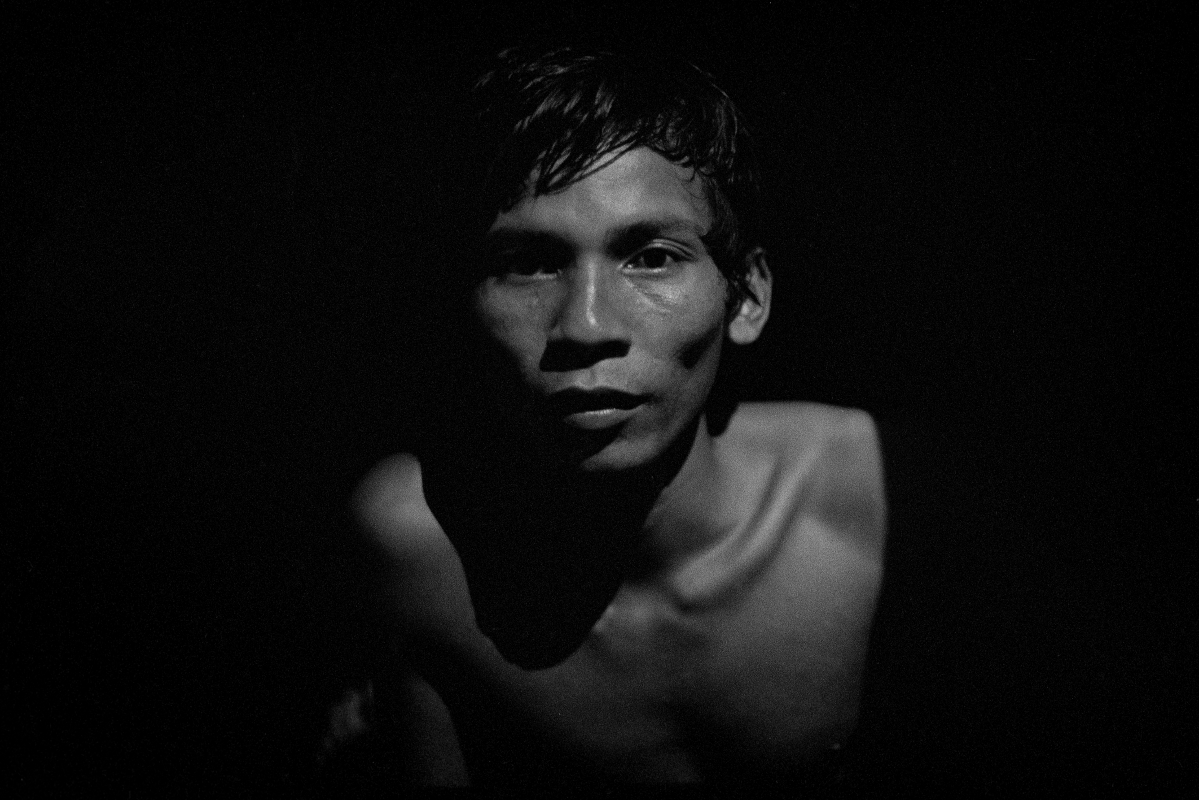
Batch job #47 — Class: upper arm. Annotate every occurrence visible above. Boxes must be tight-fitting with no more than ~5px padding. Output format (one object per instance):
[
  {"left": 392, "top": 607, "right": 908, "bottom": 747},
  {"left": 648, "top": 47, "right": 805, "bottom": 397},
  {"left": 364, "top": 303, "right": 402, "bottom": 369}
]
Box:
[
  {"left": 388, "top": 667, "right": 471, "bottom": 786},
  {"left": 351, "top": 453, "right": 469, "bottom": 624},
  {"left": 349, "top": 455, "right": 473, "bottom": 785},
  {"left": 352, "top": 453, "right": 444, "bottom": 557}
]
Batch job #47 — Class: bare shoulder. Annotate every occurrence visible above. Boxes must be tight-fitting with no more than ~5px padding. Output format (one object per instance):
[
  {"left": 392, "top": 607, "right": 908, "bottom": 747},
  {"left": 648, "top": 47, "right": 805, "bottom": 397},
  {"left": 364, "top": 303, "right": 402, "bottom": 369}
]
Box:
[
  {"left": 707, "top": 404, "right": 885, "bottom": 750},
  {"left": 726, "top": 401, "right": 880, "bottom": 454},
  {"left": 724, "top": 402, "right": 886, "bottom": 556},
  {"left": 353, "top": 453, "right": 449, "bottom": 559},
  {"left": 352, "top": 453, "right": 473, "bottom": 634}
]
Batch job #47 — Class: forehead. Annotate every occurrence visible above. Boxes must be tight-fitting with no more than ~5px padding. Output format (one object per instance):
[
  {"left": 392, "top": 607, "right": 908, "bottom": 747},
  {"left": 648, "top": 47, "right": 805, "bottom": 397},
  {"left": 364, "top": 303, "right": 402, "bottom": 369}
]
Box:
[{"left": 490, "top": 148, "right": 713, "bottom": 237}]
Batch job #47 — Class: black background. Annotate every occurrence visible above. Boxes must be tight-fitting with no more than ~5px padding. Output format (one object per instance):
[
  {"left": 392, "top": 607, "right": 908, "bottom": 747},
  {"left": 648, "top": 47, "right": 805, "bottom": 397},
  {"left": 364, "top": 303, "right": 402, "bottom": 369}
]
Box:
[{"left": 5, "top": 3, "right": 1192, "bottom": 792}]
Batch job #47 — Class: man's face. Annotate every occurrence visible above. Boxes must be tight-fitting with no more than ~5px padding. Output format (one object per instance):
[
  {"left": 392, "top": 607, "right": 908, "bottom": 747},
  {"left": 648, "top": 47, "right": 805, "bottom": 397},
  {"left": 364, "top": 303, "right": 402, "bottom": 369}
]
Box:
[{"left": 474, "top": 148, "right": 730, "bottom": 472}]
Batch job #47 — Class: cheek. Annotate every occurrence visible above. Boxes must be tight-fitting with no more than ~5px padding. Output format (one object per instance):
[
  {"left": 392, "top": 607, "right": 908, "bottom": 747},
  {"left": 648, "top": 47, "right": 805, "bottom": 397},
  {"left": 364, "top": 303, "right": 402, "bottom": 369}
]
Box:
[
  {"left": 474, "top": 285, "right": 548, "bottom": 366},
  {"left": 678, "top": 322, "right": 724, "bottom": 371},
  {"left": 638, "top": 281, "right": 728, "bottom": 371}
]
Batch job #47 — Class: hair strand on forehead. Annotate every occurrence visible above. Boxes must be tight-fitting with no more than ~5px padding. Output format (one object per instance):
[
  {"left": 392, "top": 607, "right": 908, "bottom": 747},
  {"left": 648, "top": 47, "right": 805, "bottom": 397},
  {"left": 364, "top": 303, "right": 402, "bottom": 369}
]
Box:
[{"left": 470, "top": 45, "right": 761, "bottom": 308}]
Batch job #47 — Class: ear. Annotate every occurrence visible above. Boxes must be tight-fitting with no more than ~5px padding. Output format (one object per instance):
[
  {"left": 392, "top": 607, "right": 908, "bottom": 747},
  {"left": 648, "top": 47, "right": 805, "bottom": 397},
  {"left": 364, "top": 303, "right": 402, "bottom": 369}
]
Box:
[{"left": 727, "top": 247, "right": 772, "bottom": 345}]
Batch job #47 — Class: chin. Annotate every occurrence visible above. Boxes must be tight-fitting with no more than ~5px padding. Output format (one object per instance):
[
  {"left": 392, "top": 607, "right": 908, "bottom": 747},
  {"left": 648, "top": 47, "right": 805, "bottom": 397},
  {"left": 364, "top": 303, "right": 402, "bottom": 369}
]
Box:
[
  {"left": 574, "top": 447, "right": 654, "bottom": 474},
  {"left": 558, "top": 435, "right": 647, "bottom": 473},
  {"left": 566, "top": 421, "right": 695, "bottom": 475}
]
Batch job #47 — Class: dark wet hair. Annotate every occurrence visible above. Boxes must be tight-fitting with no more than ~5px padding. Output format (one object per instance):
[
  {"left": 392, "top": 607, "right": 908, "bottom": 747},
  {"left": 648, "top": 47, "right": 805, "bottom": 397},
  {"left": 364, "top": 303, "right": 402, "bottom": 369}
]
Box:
[{"left": 470, "top": 46, "right": 762, "bottom": 307}]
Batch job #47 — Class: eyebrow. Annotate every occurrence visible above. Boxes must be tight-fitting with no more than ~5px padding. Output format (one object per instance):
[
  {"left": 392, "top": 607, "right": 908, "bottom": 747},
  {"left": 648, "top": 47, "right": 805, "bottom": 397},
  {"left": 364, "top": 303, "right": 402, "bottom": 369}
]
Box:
[
  {"left": 484, "top": 228, "right": 566, "bottom": 252},
  {"left": 606, "top": 218, "right": 703, "bottom": 254},
  {"left": 487, "top": 216, "right": 705, "bottom": 254}
]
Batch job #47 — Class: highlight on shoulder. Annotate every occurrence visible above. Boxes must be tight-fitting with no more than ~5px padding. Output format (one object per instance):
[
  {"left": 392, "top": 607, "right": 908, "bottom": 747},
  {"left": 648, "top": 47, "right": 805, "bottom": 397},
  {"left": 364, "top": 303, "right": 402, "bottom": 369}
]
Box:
[
  {"left": 726, "top": 401, "right": 886, "bottom": 554},
  {"left": 351, "top": 453, "right": 447, "bottom": 561}
]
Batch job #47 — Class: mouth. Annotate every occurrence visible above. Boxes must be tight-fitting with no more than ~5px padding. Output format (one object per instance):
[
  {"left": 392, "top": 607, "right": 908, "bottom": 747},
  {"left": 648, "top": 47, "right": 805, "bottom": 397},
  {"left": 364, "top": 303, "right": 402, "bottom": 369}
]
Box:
[{"left": 545, "top": 388, "right": 649, "bottom": 430}]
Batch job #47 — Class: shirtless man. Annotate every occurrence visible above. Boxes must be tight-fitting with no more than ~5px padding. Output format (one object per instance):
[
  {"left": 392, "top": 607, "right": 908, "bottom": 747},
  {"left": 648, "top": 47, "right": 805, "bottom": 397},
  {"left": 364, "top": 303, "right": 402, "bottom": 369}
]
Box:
[{"left": 350, "top": 46, "right": 886, "bottom": 788}]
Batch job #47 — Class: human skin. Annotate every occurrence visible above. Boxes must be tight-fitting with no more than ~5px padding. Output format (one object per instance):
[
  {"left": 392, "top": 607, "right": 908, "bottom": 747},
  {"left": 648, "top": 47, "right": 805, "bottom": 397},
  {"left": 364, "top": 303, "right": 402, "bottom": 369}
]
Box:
[
  {"left": 355, "top": 404, "right": 885, "bottom": 786},
  {"left": 347, "top": 148, "right": 886, "bottom": 786},
  {"left": 473, "top": 147, "right": 770, "bottom": 476}
]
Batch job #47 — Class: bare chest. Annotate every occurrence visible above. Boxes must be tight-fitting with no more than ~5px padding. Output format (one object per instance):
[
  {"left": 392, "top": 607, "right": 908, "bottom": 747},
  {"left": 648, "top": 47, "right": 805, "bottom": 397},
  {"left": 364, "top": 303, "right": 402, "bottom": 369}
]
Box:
[{"left": 443, "top": 540, "right": 874, "bottom": 785}]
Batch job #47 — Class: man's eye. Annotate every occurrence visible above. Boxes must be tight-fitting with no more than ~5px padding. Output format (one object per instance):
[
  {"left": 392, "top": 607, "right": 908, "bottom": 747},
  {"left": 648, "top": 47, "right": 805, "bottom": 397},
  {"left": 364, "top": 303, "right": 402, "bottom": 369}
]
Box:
[
  {"left": 492, "top": 253, "right": 563, "bottom": 277},
  {"left": 626, "top": 248, "right": 681, "bottom": 271}
]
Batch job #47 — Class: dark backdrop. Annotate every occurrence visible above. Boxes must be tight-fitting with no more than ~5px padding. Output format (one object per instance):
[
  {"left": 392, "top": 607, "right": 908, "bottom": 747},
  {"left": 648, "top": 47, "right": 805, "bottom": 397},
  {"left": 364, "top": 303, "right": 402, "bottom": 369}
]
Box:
[{"left": 5, "top": 4, "right": 1191, "bottom": 792}]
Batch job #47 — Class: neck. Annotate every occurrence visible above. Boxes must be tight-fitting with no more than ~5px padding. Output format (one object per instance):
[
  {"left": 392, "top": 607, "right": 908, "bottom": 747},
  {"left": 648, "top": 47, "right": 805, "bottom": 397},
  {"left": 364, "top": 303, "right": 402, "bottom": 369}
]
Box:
[
  {"left": 458, "top": 406, "right": 733, "bottom": 575},
  {"left": 544, "top": 414, "right": 733, "bottom": 576},
  {"left": 633, "top": 414, "right": 733, "bottom": 575}
]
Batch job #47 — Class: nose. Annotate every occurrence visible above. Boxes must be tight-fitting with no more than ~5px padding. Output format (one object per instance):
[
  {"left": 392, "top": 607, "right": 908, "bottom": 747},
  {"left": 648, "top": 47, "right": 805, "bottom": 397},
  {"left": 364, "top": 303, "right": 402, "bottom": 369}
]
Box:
[{"left": 541, "top": 259, "right": 631, "bottom": 371}]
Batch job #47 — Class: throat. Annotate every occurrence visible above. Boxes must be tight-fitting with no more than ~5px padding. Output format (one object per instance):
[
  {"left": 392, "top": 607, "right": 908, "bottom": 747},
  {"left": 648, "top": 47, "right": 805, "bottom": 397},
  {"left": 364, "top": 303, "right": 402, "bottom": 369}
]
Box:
[
  {"left": 632, "top": 415, "right": 737, "bottom": 579},
  {"left": 519, "top": 413, "right": 736, "bottom": 580}
]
